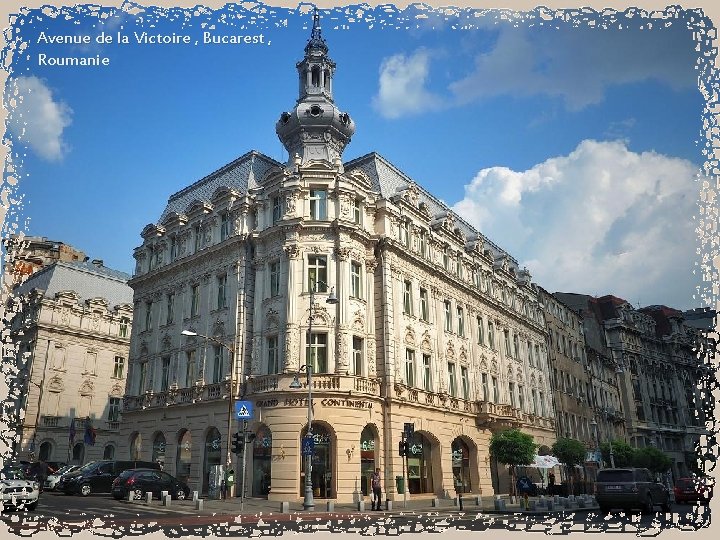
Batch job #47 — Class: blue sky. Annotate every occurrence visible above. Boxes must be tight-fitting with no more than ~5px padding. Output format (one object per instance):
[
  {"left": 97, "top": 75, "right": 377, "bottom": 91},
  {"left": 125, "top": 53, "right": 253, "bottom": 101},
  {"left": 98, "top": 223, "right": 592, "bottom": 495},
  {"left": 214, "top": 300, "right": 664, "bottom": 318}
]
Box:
[{"left": 3, "top": 3, "right": 711, "bottom": 310}]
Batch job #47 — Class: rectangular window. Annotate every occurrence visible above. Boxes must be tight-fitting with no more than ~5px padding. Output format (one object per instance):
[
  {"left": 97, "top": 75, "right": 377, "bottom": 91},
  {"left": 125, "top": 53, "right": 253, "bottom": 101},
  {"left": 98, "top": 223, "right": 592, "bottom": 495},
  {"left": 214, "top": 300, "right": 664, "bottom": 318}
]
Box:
[
  {"left": 269, "top": 261, "right": 280, "bottom": 297},
  {"left": 527, "top": 341, "right": 534, "bottom": 366},
  {"left": 481, "top": 374, "right": 489, "bottom": 401},
  {"left": 398, "top": 220, "right": 409, "bottom": 247},
  {"left": 84, "top": 351, "right": 97, "bottom": 375},
  {"left": 456, "top": 255, "right": 463, "bottom": 279},
  {"left": 352, "top": 198, "right": 362, "bottom": 224},
  {"left": 353, "top": 336, "right": 363, "bottom": 376},
  {"left": 513, "top": 334, "right": 520, "bottom": 359},
  {"left": 461, "top": 366, "right": 469, "bottom": 400},
  {"left": 166, "top": 293, "right": 175, "bottom": 325},
  {"left": 509, "top": 382, "right": 516, "bottom": 408},
  {"left": 492, "top": 375, "right": 499, "bottom": 403},
  {"left": 418, "top": 230, "right": 427, "bottom": 258},
  {"left": 351, "top": 262, "right": 362, "bottom": 298},
  {"left": 138, "top": 362, "right": 148, "bottom": 394},
  {"left": 448, "top": 363, "right": 457, "bottom": 397},
  {"left": 161, "top": 356, "right": 170, "bottom": 391},
  {"left": 306, "top": 333, "right": 328, "bottom": 373},
  {"left": 267, "top": 336, "right": 279, "bottom": 374},
  {"left": 119, "top": 317, "right": 129, "bottom": 338},
  {"left": 212, "top": 345, "right": 223, "bottom": 383},
  {"left": 457, "top": 306, "right": 465, "bottom": 337},
  {"left": 108, "top": 397, "right": 121, "bottom": 422},
  {"left": 504, "top": 329, "right": 512, "bottom": 357},
  {"left": 309, "top": 189, "right": 327, "bottom": 220},
  {"left": 405, "top": 349, "right": 416, "bottom": 387},
  {"left": 220, "top": 212, "right": 231, "bottom": 241},
  {"left": 194, "top": 224, "right": 202, "bottom": 252},
  {"left": 518, "top": 385, "right": 525, "bottom": 411},
  {"left": 422, "top": 354, "right": 432, "bottom": 392},
  {"left": 185, "top": 350, "right": 196, "bottom": 387},
  {"left": 477, "top": 316, "right": 484, "bottom": 346},
  {"left": 531, "top": 389, "right": 538, "bottom": 415},
  {"left": 443, "top": 248, "right": 450, "bottom": 271},
  {"left": 487, "top": 321, "right": 495, "bottom": 349},
  {"left": 419, "top": 288, "right": 429, "bottom": 322},
  {"left": 144, "top": 301, "right": 153, "bottom": 331},
  {"left": 170, "top": 236, "right": 178, "bottom": 261},
  {"left": 539, "top": 391, "right": 545, "bottom": 417},
  {"left": 153, "top": 248, "right": 163, "bottom": 270},
  {"left": 444, "top": 300, "right": 452, "bottom": 332},
  {"left": 272, "top": 196, "right": 283, "bottom": 224},
  {"left": 217, "top": 274, "right": 227, "bottom": 309},
  {"left": 190, "top": 284, "right": 200, "bottom": 317},
  {"left": 308, "top": 255, "right": 328, "bottom": 292},
  {"left": 113, "top": 356, "right": 125, "bottom": 379},
  {"left": 403, "top": 281, "right": 413, "bottom": 315}
]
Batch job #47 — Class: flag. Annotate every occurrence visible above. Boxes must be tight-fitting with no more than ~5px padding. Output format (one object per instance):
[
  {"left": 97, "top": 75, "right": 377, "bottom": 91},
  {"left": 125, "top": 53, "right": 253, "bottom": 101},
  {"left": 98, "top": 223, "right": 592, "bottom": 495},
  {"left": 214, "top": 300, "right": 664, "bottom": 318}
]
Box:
[
  {"left": 69, "top": 418, "right": 76, "bottom": 445},
  {"left": 83, "top": 417, "right": 96, "bottom": 446}
]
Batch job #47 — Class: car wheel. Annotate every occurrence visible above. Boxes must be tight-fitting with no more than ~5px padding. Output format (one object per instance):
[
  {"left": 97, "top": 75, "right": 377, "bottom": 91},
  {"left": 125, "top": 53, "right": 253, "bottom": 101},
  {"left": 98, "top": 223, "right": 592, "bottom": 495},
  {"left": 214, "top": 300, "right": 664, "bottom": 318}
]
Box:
[
  {"left": 133, "top": 489, "right": 144, "bottom": 501},
  {"left": 642, "top": 496, "right": 654, "bottom": 514},
  {"left": 26, "top": 501, "right": 38, "bottom": 511},
  {"left": 80, "top": 484, "right": 91, "bottom": 497},
  {"left": 175, "top": 489, "right": 187, "bottom": 501}
]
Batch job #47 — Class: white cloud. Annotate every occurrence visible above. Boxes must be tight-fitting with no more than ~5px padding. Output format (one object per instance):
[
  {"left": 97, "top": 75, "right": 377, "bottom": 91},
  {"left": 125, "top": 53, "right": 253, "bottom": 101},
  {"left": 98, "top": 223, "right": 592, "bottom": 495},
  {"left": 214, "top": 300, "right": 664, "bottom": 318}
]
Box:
[
  {"left": 372, "top": 48, "right": 443, "bottom": 119},
  {"left": 6, "top": 75, "right": 72, "bottom": 161},
  {"left": 452, "top": 140, "right": 701, "bottom": 309}
]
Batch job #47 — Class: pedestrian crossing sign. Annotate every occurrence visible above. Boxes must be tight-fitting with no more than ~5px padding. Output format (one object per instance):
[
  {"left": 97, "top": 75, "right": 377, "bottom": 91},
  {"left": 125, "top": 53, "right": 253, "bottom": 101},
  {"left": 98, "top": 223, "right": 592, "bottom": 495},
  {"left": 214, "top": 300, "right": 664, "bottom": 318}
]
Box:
[{"left": 234, "top": 400, "right": 254, "bottom": 420}]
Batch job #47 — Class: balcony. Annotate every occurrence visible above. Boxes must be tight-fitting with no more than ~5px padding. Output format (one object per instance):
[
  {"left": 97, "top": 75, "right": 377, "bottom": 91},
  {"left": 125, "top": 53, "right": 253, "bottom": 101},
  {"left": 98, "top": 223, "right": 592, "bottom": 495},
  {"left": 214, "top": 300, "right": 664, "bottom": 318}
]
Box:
[
  {"left": 247, "top": 374, "right": 382, "bottom": 398},
  {"left": 41, "top": 416, "right": 60, "bottom": 427},
  {"left": 122, "top": 380, "right": 236, "bottom": 412},
  {"left": 393, "top": 384, "right": 477, "bottom": 414},
  {"left": 476, "top": 401, "right": 522, "bottom": 429}
]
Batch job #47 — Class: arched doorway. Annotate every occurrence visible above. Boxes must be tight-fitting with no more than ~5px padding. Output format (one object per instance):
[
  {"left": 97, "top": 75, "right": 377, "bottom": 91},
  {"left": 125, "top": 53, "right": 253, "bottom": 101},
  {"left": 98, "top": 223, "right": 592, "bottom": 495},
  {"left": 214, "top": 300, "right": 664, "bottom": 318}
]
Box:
[
  {"left": 72, "top": 443, "right": 85, "bottom": 465},
  {"left": 152, "top": 432, "right": 166, "bottom": 468},
  {"left": 103, "top": 444, "right": 115, "bottom": 460},
  {"left": 38, "top": 441, "right": 52, "bottom": 462},
  {"left": 451, "top": 438, "right": 471, "bottom": 493},
  {"left": 359, "top": 425, "right": 377, "bottom": 496},
  {"left": 300, "top": 424, "right": 333, "bottom": 499},
  {"left": 130, "top": 433, "right": 142, "bottom": 460},
  {"left": 202, "top": 427, "right": 222, "bottom": 494},
  {"left": 407, "top": 432, "right": 433, "bottom": 494},
  {"left": 252, "top": 425, "right": 272, "bottom": 497},
  {"left": 176, "top": 430, "right": 192, "bottom": 485}
]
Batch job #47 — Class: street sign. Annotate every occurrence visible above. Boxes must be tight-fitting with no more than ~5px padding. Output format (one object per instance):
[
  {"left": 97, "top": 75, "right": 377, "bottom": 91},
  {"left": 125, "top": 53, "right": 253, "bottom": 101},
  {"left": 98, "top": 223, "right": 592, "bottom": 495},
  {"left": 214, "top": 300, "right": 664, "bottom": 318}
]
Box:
[
  {"left": 403, "top": 422, "right": 415, "bottom": 440},
  {"left": 301, "top": 435, "right": 315, "bottom": 456},
  {"left": 234, "top": 400, "right": 254, "bottom": 420}
]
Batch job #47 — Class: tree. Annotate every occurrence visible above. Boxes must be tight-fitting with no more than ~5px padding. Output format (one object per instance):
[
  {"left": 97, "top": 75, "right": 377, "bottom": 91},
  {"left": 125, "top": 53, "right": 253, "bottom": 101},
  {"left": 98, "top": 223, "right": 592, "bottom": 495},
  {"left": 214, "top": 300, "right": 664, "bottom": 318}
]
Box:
[
  {"left": 633, "top": 446, "right": 672, "bottom": 475},
  {"left": 599, "top": 439, "right": 634, "bottom": 467},
  {"left": 489, "top": 429, "right": 537, "bottom": 498},
  {"left": 552, "top": 438, "right": 587, "bottom": 495}
]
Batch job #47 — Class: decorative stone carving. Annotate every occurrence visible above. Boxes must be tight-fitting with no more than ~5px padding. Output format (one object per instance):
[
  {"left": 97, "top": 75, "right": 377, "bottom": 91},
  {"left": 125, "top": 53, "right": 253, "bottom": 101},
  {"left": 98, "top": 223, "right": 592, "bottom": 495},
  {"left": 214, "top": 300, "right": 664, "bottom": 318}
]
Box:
[
  {"left": 79, "top": 380, "right": 94, "bottom": 396},
  {"left": 351, "top": 311, "right": 365, "bottom": 333},
  {"left": 251, "top": 336, "right": 261, "bottom": 374},
  {"left": 47, "top": 375, "right": 64, "bottom": 393},
  {"left": 266, "top": 308, "right": 280, "bottom": 330},
  {"left": 367, "top": 337, "right": 377, "bottom": 376},
  {"left": 404, "top": 326, "right": 416, "bottom": 346},
  {"left": 336, "top": 332, "right": 349, "bottom": 372},
  {"left": 284, "top": 324, "right": 298, "bottom": 372},
  {"left": 284, "top": 244, "right": 301, "bottom": 259}
]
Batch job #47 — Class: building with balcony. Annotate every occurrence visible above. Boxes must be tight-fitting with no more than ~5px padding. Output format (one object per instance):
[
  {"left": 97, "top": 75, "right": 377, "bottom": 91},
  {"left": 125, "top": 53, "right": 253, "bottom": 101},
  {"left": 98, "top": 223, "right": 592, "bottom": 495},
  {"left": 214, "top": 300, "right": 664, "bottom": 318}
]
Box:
[
  {"left": 119, "top": 15, "right": 555, "bottom": 502},
  {"left": 6, "top": 258, "right": 133, "bottom": 464}
]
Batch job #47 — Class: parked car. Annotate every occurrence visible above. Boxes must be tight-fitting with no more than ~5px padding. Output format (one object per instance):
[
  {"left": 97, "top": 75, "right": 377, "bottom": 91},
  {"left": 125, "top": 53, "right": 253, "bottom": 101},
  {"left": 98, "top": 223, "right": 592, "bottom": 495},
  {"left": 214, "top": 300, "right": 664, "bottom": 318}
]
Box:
[
  {"left": 44, "top": 465, "right": 79, "bottom": 491},
  {"left": 595, "top": 467, "right": 671, "bottom": 513},
  {"left": 58, "top": 460, "right": 160, "bottom": 496},
  {"left": 111, "top": 469, "right": 190, "bottom": 501},
  {"left": 1, "top": 466, "right": 40, "bottom": 511},
  {"left": 674, "top": 476, "right": 712, "bottom": 504}
]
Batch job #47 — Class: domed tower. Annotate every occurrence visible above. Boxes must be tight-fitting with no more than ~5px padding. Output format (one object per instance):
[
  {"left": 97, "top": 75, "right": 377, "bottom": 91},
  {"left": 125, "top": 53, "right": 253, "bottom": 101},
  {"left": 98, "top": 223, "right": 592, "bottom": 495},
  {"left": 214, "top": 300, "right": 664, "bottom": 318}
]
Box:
[{"left": 276, "top": 10, "right": 355, "bottom": 166}]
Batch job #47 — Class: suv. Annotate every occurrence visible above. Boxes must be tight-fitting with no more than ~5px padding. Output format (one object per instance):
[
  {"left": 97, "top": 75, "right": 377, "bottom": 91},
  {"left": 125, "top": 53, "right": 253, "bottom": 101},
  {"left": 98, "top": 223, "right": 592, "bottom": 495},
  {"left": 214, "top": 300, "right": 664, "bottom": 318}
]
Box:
[
  {"left": 595, "top": 468, "right": 671, "bottom": 513},
  {"left": 58, "top": 460, "right": 160, "bottom": 496}
]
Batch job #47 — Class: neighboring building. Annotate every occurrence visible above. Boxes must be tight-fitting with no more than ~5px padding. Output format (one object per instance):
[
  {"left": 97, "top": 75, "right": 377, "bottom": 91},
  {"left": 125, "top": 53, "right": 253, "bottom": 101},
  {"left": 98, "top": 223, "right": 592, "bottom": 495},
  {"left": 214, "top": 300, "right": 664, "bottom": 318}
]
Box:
[
  {"left": 3, "top": 234, "right": 86, "bottom": 285},
  {"left": 6, "top": 258, "right": 133, "bottom": 465},
  {"left": 120, "top": 15, "right": 555, "bottom": 503}
]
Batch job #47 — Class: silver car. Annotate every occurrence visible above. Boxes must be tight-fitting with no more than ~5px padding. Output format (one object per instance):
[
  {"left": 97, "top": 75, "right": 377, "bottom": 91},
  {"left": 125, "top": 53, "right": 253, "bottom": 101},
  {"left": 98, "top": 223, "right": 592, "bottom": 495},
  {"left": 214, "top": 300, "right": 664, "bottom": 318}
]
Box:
[
  {"left": 1, "top": 466, "right": 40, "bottom": 511},
  {"left": 44, "top": 465, "right": 79, "bottom": 491}
]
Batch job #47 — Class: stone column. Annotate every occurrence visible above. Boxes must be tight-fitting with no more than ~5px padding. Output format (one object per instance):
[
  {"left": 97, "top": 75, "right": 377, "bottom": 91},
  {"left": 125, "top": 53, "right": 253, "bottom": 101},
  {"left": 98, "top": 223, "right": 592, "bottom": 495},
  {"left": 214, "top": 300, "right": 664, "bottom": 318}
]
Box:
[
  {"left": 334, "top": 246, "right": 351, "bottom": 373},
  {"left": 283, "top": 245, "right": 301, "bottom": 372}
]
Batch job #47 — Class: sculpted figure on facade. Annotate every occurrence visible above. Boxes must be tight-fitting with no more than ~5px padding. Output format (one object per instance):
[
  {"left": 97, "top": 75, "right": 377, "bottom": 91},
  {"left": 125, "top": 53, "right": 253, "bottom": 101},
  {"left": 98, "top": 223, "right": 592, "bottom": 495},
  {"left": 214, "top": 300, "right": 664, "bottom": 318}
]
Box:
[
  {"left": 366, "top": 337, "right": 377, "bottom": 377},
  {"left": 336, "top": 332, "right": 349, "bottom": 372},
  {"left": 284, "top": 324, "right": 298, "bottom": 372}
]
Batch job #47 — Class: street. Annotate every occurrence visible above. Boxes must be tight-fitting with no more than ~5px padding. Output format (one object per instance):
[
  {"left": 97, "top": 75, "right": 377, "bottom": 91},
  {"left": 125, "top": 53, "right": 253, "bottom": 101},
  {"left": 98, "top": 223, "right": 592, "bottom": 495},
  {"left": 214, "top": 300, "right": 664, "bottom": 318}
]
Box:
[{"left": 1, "top": 491, "right": 711, "bottom": 537}]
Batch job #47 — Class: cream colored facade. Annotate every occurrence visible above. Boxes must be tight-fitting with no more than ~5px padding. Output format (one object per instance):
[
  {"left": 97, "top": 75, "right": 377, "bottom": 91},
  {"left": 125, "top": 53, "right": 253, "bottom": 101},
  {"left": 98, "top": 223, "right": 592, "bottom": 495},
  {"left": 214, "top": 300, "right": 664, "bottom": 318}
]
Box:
[
  {"left": 120, "top": 19, "right": 555, "bottom": 502},
  {"left": 7, "top": 260, "right": 133, "bottom": 464}
]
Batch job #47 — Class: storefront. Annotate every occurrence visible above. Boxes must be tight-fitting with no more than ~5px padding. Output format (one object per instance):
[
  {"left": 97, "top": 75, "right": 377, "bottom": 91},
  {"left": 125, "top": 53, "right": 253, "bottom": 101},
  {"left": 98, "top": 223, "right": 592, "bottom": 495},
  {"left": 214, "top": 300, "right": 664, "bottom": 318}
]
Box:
[
  {"left": 359, "top": 425, "right": 377, "bottom": 496},
  {"left": 406, "top": 432, "right": 433, "bottom": 494},
  {"left": 175, "top": 430, "right": 192, "bottom": 485},
  {"left": 202, "top": 428, "right": 222, "bottom": 494},
  {"left": 451, "top": 438, "right": 471, "bottom": 493},
  {"left": 300, "top": 424, "right": 333, "bottom": 499},
  {"left": 152, "top": 433, "right": 166, "bottom": 467},
  {"left": 252, "top": 425, "right": 273, "bottom": 497}
]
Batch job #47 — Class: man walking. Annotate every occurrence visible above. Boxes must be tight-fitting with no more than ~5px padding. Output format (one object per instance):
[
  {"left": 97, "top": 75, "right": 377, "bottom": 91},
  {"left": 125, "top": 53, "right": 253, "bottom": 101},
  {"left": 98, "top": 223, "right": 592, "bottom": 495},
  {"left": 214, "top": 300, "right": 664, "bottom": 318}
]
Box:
[{"left": 370, "top": 468, "right": 382, "bottom": 511}]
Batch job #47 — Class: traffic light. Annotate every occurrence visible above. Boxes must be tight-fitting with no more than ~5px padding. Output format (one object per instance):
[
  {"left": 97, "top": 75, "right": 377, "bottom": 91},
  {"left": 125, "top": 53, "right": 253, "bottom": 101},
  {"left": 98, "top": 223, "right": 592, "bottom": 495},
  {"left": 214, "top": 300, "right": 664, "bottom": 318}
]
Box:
[
  {"left": 231, "top": 432, "right": 242, "bottom": 454},
  {"left": 245, "top": 432, "right": 257, "bottom": 444},
  {"left": 399, "top": 440, "right": 407, "bottom": 457}
]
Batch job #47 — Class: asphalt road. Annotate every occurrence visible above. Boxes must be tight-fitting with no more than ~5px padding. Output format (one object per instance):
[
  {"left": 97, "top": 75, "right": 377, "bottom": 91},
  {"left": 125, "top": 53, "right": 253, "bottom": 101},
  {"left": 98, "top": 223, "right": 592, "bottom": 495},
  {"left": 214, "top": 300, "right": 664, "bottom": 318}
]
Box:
[{"left": 1, "top": 491, "right": 711, "bottom": 537}]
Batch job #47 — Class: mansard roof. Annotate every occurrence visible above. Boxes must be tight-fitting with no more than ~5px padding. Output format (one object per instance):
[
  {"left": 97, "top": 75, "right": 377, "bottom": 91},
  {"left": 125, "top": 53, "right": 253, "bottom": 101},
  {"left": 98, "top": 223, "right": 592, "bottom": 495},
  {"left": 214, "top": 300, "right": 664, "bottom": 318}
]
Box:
[
  {"left": 13, "top": 260, "right": 133, "bottom": 308},
  {"left": 159, "top": 150, "right": 282, "bottom": 223},
  {"left": 344, "top": 151, "right": 518, "bottom": 267}
]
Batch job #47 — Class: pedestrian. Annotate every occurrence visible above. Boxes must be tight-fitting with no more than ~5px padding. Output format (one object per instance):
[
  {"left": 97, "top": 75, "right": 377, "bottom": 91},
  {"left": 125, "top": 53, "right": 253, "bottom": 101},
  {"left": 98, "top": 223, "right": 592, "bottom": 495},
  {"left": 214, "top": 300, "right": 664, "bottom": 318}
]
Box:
[
  {"left": 548, "top": 472, "right": 556, "bottom": 496},
  {"left": 36, "top": 460, "right": 49, "bottom": 492},
  {"left": 370, "top": 468, "right": 382, "bottom": 511}
]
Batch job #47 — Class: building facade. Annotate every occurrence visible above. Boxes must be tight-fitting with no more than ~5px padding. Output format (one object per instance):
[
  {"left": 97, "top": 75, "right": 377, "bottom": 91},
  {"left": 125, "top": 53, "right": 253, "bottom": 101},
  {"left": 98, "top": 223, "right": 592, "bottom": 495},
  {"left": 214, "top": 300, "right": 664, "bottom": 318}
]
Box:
[
  {"left": 119, "top": 17, "right": 556, "bottom": 502},
  {"left": 3, "top": 234, "right": 86, "bottom": 286},
  {"left": 6, "top": 259, "right": 133, "bottom": 464}
]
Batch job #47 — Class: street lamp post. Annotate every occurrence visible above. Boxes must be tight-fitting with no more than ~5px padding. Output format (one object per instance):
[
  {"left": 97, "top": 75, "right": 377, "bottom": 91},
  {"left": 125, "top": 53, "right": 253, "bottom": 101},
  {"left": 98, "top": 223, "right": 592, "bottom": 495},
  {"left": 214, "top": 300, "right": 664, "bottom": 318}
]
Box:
[
  {"left": 289, "top": 280, "right": 337, "bottom": 511},
  {"left": 181, "top": 330, "right": 237, "bottom": 492}
]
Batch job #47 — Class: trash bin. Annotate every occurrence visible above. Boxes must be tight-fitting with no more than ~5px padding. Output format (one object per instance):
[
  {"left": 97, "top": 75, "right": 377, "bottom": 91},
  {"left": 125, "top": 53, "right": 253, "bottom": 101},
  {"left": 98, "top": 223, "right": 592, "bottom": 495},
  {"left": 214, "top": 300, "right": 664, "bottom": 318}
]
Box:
[{"left": 395, "top": 476, "right": 405, "bottom": 495}]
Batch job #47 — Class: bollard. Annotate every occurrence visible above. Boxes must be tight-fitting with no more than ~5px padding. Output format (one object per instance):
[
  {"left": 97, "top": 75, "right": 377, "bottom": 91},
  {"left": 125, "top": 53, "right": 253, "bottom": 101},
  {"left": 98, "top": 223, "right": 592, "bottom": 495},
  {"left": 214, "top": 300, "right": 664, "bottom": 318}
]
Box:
[
  {"left": 127, "top": 491, "right": 134, "bottom": 502},
  {"left": 281, "top": 501, "right": 290, "bottom": 513},
  {"left": 195, "top": 498, "right": 203, "bottom": 511},
  {"left": 145, "top": 492, "right": 152, "bottom": 504},
  {"left": 161, "top": 491, "right": 169, "bottom": 500},
  {"left": 326, "top": 501, "right": 334, "bottom": 512},
  {"left": 431, "top": 498, "right": 440, "bottom": 507},
  {"left": 475, "top": 495, "right": 482, "bottom": 507},
  {"left": 163, "top": 494, "right": 171, "bottom": 507},
  {"left": 386, "top": 499, "right": 392, "bottom": 511},
  {"left": 192, "top": 491, "right": 199, "bottom": 502},
  {"left": 357, "top": 500, "right": 365, "bottom": 512}
]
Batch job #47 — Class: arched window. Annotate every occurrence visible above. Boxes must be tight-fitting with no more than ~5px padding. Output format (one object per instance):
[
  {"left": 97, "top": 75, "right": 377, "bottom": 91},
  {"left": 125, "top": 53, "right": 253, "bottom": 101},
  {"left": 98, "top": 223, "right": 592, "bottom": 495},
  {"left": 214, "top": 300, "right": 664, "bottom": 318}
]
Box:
[
  {"left": 360, "top": 426, "right": 377, "bottom": 496},
  {"left": 451, "top": 438, "right": 471, "bottom": 494},
  {"left": 130, "top": 433, "right": 142, "bottom": 460},
  {"left": 38, "top": 441, "right": 52, "bottom": 462},
  {"left": 202, "top": 428, "right": 222, "bottom": 494},
  {"left": 176, "top": 430, "right": 192, "bottom": 485},
  {"left": 103, "top": 444, "right": 115, "bottom": 460},
  {"left": 407, "top": 433, "right": 433, "bottom": 494},
  {"left": 300, "top": 424, "right": 333, "bottom": 498},
  {"left": 72, "top": 443, "right": 85, "bottom": 464},
  {"left": 152, "top": 433, "right": 166, "bottom": 467},
  {"left": 252, "top": 425, "right": 273, "bottom": 497}
]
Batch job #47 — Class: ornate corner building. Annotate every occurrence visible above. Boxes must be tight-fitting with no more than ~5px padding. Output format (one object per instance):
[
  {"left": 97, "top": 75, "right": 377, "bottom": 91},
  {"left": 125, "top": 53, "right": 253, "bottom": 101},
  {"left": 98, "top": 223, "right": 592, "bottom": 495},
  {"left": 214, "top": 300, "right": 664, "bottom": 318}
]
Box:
[{"left": 120, "top": 16, "right": 556, "bottom": 502}]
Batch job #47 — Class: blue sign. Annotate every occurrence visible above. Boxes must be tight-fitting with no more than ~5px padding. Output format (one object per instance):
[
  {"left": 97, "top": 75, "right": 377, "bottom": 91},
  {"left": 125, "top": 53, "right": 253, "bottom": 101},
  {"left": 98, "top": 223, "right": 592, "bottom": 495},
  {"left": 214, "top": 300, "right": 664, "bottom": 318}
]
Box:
[
  {"left": 234, "top": 400, "right": 254, "bottom": 420},
  {"left": 301, "top": 435, "right": 315, "bottom": 456}
]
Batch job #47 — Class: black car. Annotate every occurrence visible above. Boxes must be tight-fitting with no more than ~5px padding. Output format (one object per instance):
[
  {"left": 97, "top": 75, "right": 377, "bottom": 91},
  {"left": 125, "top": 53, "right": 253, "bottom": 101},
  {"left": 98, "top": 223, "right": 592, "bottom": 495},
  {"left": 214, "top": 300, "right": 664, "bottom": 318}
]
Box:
[
  {"left": 595, "top": 467, "right": 671, "bottom": 513},
  {"left": 58, "top": 460, "right": 160, "bottom": 496},
  {"left": 111, "top": 469, "right": 190, "bottom": 501}
]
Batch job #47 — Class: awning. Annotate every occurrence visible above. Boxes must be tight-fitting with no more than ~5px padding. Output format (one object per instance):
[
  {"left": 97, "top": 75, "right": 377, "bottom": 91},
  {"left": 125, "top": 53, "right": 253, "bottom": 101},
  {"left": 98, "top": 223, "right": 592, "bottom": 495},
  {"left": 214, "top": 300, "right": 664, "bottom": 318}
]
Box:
[{"left": 531, "top": 454, "right": 560, "bottom": 469}]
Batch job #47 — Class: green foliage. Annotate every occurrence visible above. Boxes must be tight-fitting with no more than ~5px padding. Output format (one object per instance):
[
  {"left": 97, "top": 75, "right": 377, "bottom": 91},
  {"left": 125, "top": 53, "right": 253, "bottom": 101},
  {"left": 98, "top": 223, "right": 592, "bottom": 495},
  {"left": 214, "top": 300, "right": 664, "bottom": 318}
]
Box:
[
  {"left": 599, "top": 439, "right": 635, "bottom": 467},
  {"left": 632, "top": 446, "right": 672, "bottom": 474},
  {"left": 489, "top": 429, "right": 537, "bottom": 497},
  {"left": 551, "top": 438, "right": 587, "bottom": 468}
]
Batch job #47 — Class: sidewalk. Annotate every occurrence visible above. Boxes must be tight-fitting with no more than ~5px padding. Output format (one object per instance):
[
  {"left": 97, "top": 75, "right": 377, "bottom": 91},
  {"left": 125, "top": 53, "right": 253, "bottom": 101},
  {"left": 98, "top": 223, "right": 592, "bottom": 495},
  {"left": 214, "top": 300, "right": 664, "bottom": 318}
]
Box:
[{"left": 126, "top": 493, "right": 599, "bottom": 517}]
